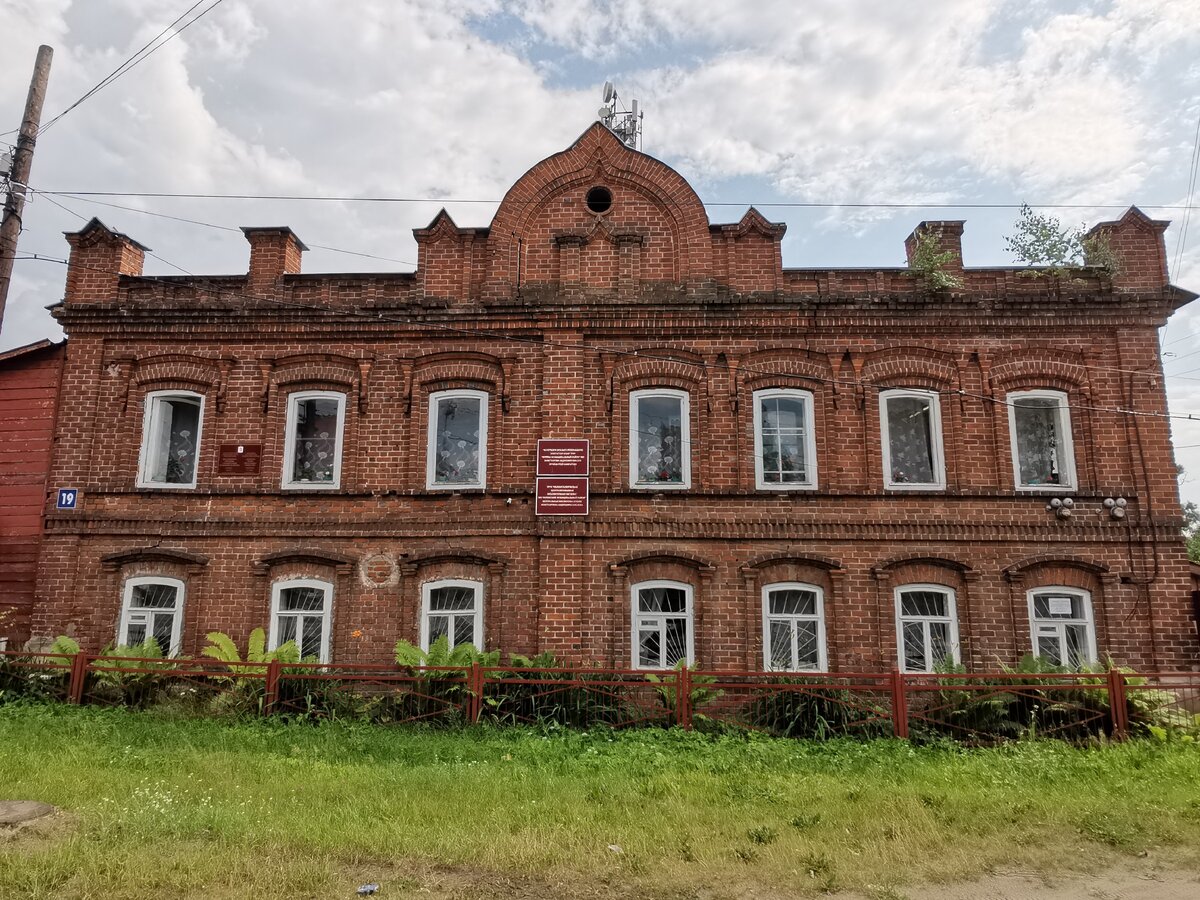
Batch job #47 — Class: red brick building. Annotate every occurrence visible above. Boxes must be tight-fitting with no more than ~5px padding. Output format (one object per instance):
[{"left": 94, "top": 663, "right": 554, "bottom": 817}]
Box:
[
  {"left": 28, "top": 123, "right": 1200, "bottom": 671},
  {"left": 0, "top": 339, "right": 66, "bottom": 649}
]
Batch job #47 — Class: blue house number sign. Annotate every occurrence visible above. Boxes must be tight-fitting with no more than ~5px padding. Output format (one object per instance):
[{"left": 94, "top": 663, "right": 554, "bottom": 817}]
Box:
[{"left": 56, "top": 488, "right": 79, "bottom": 510}]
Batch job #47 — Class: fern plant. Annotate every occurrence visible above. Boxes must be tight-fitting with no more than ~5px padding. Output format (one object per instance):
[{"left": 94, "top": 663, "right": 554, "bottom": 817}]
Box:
[
  {"left": 394, "top": 635, "right": 499, "bottom": 668},
  {"left": 201, "top": 628, "right": 299, "bottom": 675}
]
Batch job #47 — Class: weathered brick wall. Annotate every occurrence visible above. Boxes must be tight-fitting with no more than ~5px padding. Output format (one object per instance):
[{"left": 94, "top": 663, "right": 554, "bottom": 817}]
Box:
[{"left": 28, "top": 124, "right": 1200, "bottom": 670}]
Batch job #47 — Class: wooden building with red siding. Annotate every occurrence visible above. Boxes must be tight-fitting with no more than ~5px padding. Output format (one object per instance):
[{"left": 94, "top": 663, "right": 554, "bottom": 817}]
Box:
[{"left": 0, "top": 339, "right": 66, "bottom": 648}]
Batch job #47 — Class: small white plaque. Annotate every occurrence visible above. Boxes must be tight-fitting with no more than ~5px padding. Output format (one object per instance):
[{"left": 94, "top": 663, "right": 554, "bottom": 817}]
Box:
[{"left": 1048, "top": 596, "right": 1074, "bottom": 616}]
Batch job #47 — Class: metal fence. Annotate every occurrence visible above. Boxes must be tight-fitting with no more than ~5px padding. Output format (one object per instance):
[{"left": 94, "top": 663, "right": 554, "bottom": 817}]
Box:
[{"left": 2, "top": 650, "right": 1197, "bottom": 743}]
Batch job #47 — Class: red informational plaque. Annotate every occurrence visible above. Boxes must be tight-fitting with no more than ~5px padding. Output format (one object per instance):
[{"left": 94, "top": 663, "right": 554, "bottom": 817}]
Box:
[
  {"left": 536, "top": 439, "right": 590, "bottom": 477},
  {"left": 217, "top": 443, "right": 262, "bottom": 475},
  {"left": 535, "top": 477, "right": 589, "bottom": 516}
]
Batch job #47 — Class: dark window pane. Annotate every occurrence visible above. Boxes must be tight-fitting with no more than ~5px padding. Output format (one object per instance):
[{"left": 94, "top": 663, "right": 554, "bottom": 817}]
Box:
[
  {"left": 430, "top": 586, "right": 476, "bottom": 611},
  {"left": 886, "top": 396, "right": 936, "bottom": 484},
  {"left": 131, "top": 582, "right": 178, "bottom": 609},
  {"left": 900, "top": 590, "right": 947, "bottom": 618},
  {"left": 1065, "top": 624, "right": 1089, "bottom": 668},
  {"left": 1033, "top": 593, "right": 1084, "bottom": 620},
  {"left": 125, "top": 622, "right": 146, "bottom": 646},
  {"left": 1014, "top": 397, "right": 1062, "bottom": 485},
  {"left": 903, "top": 622, "right": 926, "bottom": 671},
  {"left": 664, "top": 617, "right": 689, "bottom": 667},
  {"left": 638, "top": 587, "right": 686, "bottom": 613},
  {"left": 759, "top": 396, "right": 809, "bottom": 483},
  {"left": 300, "top": 617, "right": 323, "bottom": 660},
  {"left": 1036, "top": 633, "right": 1063, "bottom": 666},
  {"left": 428, "top": 615, "right": 449, "bottom": 642},
  {"left": 768, "top": 589, "right": 816, "bottom": 616},
  {"left": 280, "top": 587, "right": 325, "bottom": 612},
  {"left": 278, "top": 616, "right": 297, "bottom": 645},
  {"left": 453, "top": 616, "right": 475, "bottom": 648},
  {"left": 795, "top": 621, "right": 820, "bottom": 669},
  {"left": 638, "top": 627, "right": 661, "bottom": 667},
  {"left": 291, "top": 397, "right": 339, "bottom": 483},
  {"left": 769, "top": 620, "right": 793, "bottom": 669},
  {"left": 929, "top": 622, "right": 951, "bottom": 667},
  {"left": 150, "top": 612, "right": 175, "bottom": 654},
  {"left": 433, "top": 396, "right": 482, "bottom": 484}
]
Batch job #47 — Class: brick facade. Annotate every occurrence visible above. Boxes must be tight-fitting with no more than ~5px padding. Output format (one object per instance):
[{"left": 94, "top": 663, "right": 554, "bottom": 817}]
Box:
[{"left": 28, "top": 123, "right": 1200, "bottom": 670}]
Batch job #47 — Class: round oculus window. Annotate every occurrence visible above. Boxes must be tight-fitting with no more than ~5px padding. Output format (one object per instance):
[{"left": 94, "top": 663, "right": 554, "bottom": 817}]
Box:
[{"left": 586, "top": 186, "right": 612, "bottom": 214}]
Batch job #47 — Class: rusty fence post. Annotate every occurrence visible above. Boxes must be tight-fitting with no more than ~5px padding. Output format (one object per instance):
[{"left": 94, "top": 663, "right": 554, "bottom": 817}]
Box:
[
  {"left": 677, "top": 664, "right": 692, "bottom": 730},
  {"left": 890, "top": 668, "right": 909, "bottom": 739},
  {"left": 263, "top": 660, "right": 280, "bottom": 716},
  {"left": 67, "top": 651, "right": 89, "bottom": 704},
  {"left": 1107, "top": 667, "right": 1128, "bottom": 740},
  {"left": 468, "top": 661, "right": 482, "bottom": 724}
]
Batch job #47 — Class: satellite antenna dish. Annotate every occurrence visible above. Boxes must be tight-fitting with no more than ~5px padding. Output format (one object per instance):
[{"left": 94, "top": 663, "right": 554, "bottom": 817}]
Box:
[
  {"left": 598, "top": 106, "right": 611, "bottom": 118},
  {"left": 603, "top": 81, "right": 614, "bottom": 103}
]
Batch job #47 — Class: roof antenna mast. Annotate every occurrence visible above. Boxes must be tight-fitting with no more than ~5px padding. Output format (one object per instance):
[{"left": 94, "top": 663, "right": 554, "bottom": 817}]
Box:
[{"left": 598, "top": 81, "right": 642, "bottom": 150}]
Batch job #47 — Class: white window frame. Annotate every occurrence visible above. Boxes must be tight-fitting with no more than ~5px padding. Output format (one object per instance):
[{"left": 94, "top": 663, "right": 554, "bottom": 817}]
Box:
[
  {"left": 629, "top": 388, "right": 692, "bottom": 490},
  {"left": 1007, "top": 389, "right": 1076, "bottom": 491},
  {"left": 880, "top": 389, "right": 945, "bottom": 491},
  {"left": 894, "top": 584, "right": 960, "bottom": 673},
  {"left": 281, "top": 390, "right": 346, "bottom": 490},
  {"left": 1027, "top": 587, "right": 1098, "bottom": 668},
  {"left": 136, "top": 390, "right": 205, "bottom": 489},
  {"left": 420, "top": 578, "right": 484, "bottom": 652},
  {"left": 117, "top": 576, "right": 186, "bottom": 655},
  {"left": 630, "top": 579, "right": 695, "bottom": 669},
  {"left": 761, "top": 582, "right": 827, "bottom": 672},
  {"left": 269, "top": 578, "right": 333, "bottom": 663},
  {"left": 753, "top": 388, "right": 818, "bottom": 491},
  {"left": 425, "top": 389, "right": 489, "bottom": 490}
]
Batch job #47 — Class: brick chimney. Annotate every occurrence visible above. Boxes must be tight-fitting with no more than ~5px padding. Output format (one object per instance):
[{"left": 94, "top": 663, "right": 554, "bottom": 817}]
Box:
[
  {"left": 1085, "top": 207, "right": 1169, "bottom": 292},
  {"left": 904, "top": 220, "right": 966, "bottom": 276},
  {"left": 63, "top": 218, "right": 147, "bottom": 304},
  {"left": 241, "top": 226, "right": 307, "bottom": 294}
]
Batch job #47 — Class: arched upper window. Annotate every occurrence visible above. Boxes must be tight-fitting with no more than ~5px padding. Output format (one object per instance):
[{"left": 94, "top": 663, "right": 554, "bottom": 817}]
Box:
[
  {"left": 269, "top": 578, "right": 333, "bottom": 662},
  {"left": 1028, "top": 588, "right": 1096, "bottom": 668},
  {"left": 894, "top": 584, "right": 959, "bottom": 672},
  {"left": 282, "top": 391, "right": 346, "bottom": 490},
  {"left": 137, "top": 391, "right": 204, "bottom": 488},
  {"left": 880, "top": 389, "right": 945, "bottom": 490},
  {"left": 629, "top": 389, "right": 691, "bottom": 489},
  {"left": 118, "top": 576, "right": 185, "bottom": 654},
  {"left": 1008, "top": 390, "right": 1076, "bottom": 490},
  {"left": 426, "top": 389, "right": 489, "bottom": 489},
  {"left": 762, "top": 582, "right": 826, "bottom": 671},
  {"left": 753, "top": 389, "right": 817, "bottom": 490}
]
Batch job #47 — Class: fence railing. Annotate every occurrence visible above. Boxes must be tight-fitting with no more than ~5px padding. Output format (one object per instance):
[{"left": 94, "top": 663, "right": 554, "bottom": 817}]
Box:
[{"left": 2, "top": 650, "right": 1197, "bottom": 743}]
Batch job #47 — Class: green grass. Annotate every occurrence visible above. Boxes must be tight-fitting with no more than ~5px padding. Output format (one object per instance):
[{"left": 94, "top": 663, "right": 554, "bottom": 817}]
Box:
[{"left": 1, "top": 703, "right": 1199, "bottom": 899}]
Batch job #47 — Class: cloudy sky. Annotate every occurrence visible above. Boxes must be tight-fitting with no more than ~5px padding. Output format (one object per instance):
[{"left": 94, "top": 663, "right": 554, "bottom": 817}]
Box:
[{"left": 3, "top": 0, "right": 1200, "bottom": 498}]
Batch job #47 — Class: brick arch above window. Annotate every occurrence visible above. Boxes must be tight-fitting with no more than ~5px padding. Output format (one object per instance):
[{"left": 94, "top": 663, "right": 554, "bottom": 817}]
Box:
[
  {"left": 407, "top": 351, "right": 510, "bottom": 414},
  {"left": 264, "top": 354, "right": 365, "bottom": 414},
  {"left": 609, "top": 550, "right": 717, "bottom": 576},
  {"left": 1002, "top": 555, "right": 1109, "bottom": 591},
  {"left": 100, "top": 546, "right": 209, "bottom": 574},
  {"left": 401, "top": 549, "right": 509, "bottom": 573},
  {"left": 739, "top": 350, "right": 834, "bottom": 389},
  {"left": 741, "top": 552, "right": 843, "bottom": 573},
  {"left": 989, "top": 349, "right": 1090, "bottom": 395},
  {"left": 252, "top": 548, "right": 355, "bottom": 577},
  {"left": 872, "top": 554, "right": 975, "bottom": 580},
  {"left": 861, "top": 346, "right": 958, "bottom": 390},
  {"left": 133, "top": 354, "right": 222, "bottom": 391}
]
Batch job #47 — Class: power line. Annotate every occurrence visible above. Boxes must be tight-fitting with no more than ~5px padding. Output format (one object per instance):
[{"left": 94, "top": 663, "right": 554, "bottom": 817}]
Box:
[
  {"left": 13, "top": 250, "right": 1200, "bottom": 425},
  {"left": 31, "top": 189, "right": 1200, "bottom": 211},
  {"left": 39, "top": 0, "right": 230, "bottom": 136},
  {"left": 1162, "top": 106, "right": 1200, "bottom": 348},
  {"left": 31, "top": 188, "right": 417, "bottom": 267}
]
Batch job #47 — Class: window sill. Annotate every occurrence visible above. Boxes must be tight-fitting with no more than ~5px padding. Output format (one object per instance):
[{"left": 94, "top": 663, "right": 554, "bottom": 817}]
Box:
[{"left": 280, "top": 483, "right": 342, "bottom": 492}]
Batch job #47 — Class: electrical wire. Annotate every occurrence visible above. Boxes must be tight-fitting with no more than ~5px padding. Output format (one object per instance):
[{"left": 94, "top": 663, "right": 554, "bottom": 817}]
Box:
[
  {"left": 30, "top": 189, "right": 1200, "bottom": 211},
  {"left": 13, "top": 249, "right": 1200, "bottom": 426},
  {"left": 39, "top": 0, "right": 230, "bottom": 136}
]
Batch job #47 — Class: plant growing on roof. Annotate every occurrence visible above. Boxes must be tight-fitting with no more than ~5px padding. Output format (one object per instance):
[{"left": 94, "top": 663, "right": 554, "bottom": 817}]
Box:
[
  {"left": 1004, "top": 204, "right": 1122, "bottom": 279},
  {"left": 907, "top": 225, "right": 964, "bottom": 292}
]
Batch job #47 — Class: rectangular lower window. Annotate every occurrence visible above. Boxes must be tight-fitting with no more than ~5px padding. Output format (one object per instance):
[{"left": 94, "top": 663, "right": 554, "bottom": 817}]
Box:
[
  {"left": 763, "top": 584, "right": 826, "bottom": 671},
  {"left": 1029, "top": 590, "right": 1096, "bottom": 668},
  {"left": 1009, "top": 391, "right": 1075, "bottom": 489},
  {"left": 138, "top": 392, "right": 203, "bottom": 488},
  {"left": 271, "top": 580, "right": 332, "bottom": 662},
  {"left": 895, "top": 586, "right": 959, "bottom": 672},
  {"left": 283, "top": 391, "right": 346, "bottom": 489},
  {"left": 630, "top": 390, "right": 691, "bottom": 488},
  {"left": 632, "top": 582, "right": 693, "bottom": 668},
  {"left": 422, "top": 580, "right": 483, "bottom": 650},
  {"left": 119, "top": 577, "right": 184, "bottom": 654},
  {"left": 880, "top": 390, "right": 944, "bottom": 489}
]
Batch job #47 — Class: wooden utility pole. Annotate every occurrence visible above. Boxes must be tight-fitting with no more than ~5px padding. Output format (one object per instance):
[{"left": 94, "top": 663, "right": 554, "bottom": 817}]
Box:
[{"left": 0, "top": 45, "right": 53, "bottom": 333}]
